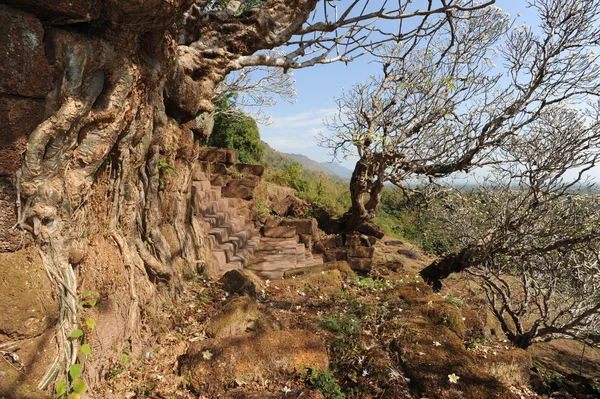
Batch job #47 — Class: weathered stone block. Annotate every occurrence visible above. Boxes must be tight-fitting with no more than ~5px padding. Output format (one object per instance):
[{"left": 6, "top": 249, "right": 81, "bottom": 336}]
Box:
[
  {"left": 221, "top": 185, "right": 253, "bottom": 200},
  {"left": 0, "top": 6, "right": 52, "bottom": 98},
  {"left": 235, "top": 163, "right": 265, "bottom": 177},
  {"left": 347, "top": 257, "right": 373, "bottom": 272},
  {"left": 198, "top": 148, "right": 237, "bottom": 164},
  {"left": 347, "top": 245, "right": 375, "bottom": 258},
  {"left": 262, "top": 226, "right": 296, "bottom": 238},
  {"left": 227, "top": 177, "right": 260, "bottom": 189},
  {"left": 283, "top": 261, "right": 354, "bottom": 279},
  {"left": 0, "top": 96, "right": 46, "bottom": 175},
  {"left": 320, "top": 234, "right": 343, "bottom": 249},
  {"left": 357, "top": 221, "right": 385, "bottom": 239},
  {"left": 298, "top": 234, "right": 313, "bottom": 252},
  {"left": 324, "top": 248, "right": 348, "bottom": 262},
  {"left": 346, "top": 233, "right": 372, "bottom": 247},
  {"left": 210, "top": 174, "right": 230, "bottom": 187},
  {"left": 280, "top": 218, "right": 317, "bottom": 235}
]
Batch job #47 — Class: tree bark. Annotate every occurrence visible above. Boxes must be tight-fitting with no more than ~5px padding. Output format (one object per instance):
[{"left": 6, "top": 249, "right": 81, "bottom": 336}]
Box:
[
  {"left": 0, "top": 0, "right": 321, "bottom": 391},
  {"left": 419, "top": 246, "right": 485, "bottom": 290}
]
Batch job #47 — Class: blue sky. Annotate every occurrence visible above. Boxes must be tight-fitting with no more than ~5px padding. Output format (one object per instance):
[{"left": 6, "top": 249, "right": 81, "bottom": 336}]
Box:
[{"left": 259, "top": 1, "right": 541, "bottom": 170}]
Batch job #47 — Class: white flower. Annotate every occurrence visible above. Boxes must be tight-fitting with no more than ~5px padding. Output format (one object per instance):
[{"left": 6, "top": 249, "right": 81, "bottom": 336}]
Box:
[
  {"left": 362, "top": 369, "right": 368, "bottom": 377},
  {"left": 433, "top": 341, "right": 442, "bottom": 347},
  {"left": 202, "top": 350, "right": 212, "bottom": 360},
  {"left": 265, "top": 279, "right": 270, "bottom": 285},
  {"left": 281, "top": 386, "right": 291, "bottom": 394},
  {"left": 448, "top": 373, "right": 460, "bottom": 384},
  {"left": 296, "top": 305, "right": 301, "bottom": 310}
]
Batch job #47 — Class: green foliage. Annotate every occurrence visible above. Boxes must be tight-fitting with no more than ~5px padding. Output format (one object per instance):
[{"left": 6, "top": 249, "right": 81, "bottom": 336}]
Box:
[
  {"left": 55, "top": 381, "right": 68, "bottom": 398},
  {"left": 80, "top": 344, "right": 91, "bottom": 356},
  {"left": 209, "top": 110, "right": 264, "bottom": 164},
  {"left": 79, "top": 290, "right": 99, "bottom": 307},
  {"left": 445, "top": 295, "right": 464, "bottom": 309},
  {"left": 69, "top": 329, "right": 83, "bottom": 339},
  {"left": 69, "top": 364, "right": 81, "bottom": 380},
  {"left": 264, "top": 162, "right": 350, "bottom": 216},
  {"left": 302, "top": 367, "right": 345, "bottom": 399},
  {"left": 373, "top": 187, "right": 459, "bottom": 256},
  {"left": 320, "top": 315, "right": 361, "bottom": 336},
  {"left": 72, "top": 379, "right": 87, "bottom": 393}
]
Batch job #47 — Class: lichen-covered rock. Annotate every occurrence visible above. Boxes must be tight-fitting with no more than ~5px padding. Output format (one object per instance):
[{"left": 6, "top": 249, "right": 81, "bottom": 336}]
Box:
[
  {"left": 270, "top": 269, "right": 343, "bottom": 300},
  {"left": 220, "top": 269, "right": 264, "bottom": 298},
  {"left": 283, "top": 261, "right": 354, "bottom": 279},
  {"left": 205, "top": 296, "right": 261, "bottom": 338},
  {"left": 181, "top": 330, "right": 329, "bottom": 392}
]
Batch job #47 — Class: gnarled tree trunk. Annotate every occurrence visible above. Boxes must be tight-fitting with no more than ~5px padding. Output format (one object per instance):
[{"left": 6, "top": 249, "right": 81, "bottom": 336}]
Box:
[{"left": 0, "top": 0, "right": 317, "bottom": 394}]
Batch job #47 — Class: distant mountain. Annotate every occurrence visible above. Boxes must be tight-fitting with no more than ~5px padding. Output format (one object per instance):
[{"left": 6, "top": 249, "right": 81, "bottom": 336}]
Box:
[
  {"left": 283, "top": 153, "right": 335, "bottom": 176},
  {"left": 261, "top": 141, "right": 351, "bottom": 183},
  {"left": 319, "top": 161, "right": 353, "bottom": 179}
]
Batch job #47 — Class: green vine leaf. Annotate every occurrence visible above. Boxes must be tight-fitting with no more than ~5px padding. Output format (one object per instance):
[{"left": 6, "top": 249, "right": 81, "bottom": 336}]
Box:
[
  {"left": 80, "top": 344, "right": 91, "bottom": 356},
  {"left": 69, "top": 329, "right": 83, "bottom": 339},
  {"left": 55, "top": 380, "right": 67, "bottom": 398},
  {"left": 69, "top": 364, "right": 81, "bottom": 380},
  {"left": 86, "top": 319, "right": 95, "bottom": 329},
  {"left": 72, "top": 378, "right": 87, "bottom": 393}
]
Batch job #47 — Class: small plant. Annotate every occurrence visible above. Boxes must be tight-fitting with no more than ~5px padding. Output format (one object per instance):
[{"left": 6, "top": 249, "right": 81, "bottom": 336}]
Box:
[
  {"left": 445, "top": 295, "right": 464, "bottom": 309},
  {"left": 301, "top": 367, "right": 345, "bottom": 399},
  {"left": 79, "top": 290, "right": 99, "bottom": 308},
  {"left": 257, "top": 200, "right": 270, "bottom": 218},
  {"left": 353, "top": 275, "right": 386, "bottom": 291},
  {"left": 157, "top": 159, "right": 175, "bottom": 185},
  {"left": 320, "top": 316, "right": 361, "bottom": 336}
]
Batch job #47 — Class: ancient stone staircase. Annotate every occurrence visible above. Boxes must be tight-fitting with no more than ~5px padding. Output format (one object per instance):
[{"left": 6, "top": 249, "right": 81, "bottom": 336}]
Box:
[
  {"left": 192, "top": 148, "right": 262, "bottom": 275},
  {"left": 193, "top": 148, "right": 326, "bottom": 279},
  {"left": 248, "top": 223, "right": 324, "bottom": 280}
]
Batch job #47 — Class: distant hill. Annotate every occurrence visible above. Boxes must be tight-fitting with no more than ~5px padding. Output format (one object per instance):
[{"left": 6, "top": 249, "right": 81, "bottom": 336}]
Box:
[
  {"left": 283, "top": 153, "right": 335, "bottom": 177},
  {"left": 319, "top": 161, "right": 353, "bottom": 179}
]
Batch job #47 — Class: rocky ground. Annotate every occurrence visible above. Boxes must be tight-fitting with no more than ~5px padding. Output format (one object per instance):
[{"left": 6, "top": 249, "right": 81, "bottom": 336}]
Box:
[{"left": 68, "top": 238, "right": 600, "bottom": 399}]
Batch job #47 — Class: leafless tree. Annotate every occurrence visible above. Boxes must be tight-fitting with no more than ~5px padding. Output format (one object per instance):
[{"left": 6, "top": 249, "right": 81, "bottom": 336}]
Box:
[
  {"left": 320, "top": 0, "right": 600, "bottom": 231},
  {"left": 4, "top": 0, "right": 496, "bottom": 390},
  {"left": 419, "top": 106, "right": 600, "bottom": 348}
]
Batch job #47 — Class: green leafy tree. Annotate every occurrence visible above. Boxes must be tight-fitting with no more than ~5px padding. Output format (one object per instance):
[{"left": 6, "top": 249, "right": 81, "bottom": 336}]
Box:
[{"left": 209, "top": 110, "right": 264, "bottom": 164}]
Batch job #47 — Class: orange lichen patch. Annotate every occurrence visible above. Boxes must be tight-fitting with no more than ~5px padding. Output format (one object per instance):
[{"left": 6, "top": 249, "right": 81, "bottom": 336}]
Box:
[
  {"left": 391, "top": 323, "right": 517, "bottom": 399},
  {"left": 269, "top": 269, "right": 343, "bottom": 304},
  {"left": 391, "top": 281, "right": 434, "bottom": 304},
  {"left": 181, "top": 330, "right": 329, "bottom": 393},
  {"left": 479, "top": 347, "right": 532, "bottom": 387},
  {"left": 420, "top": 301, "right": 467, "bottom": 340}
]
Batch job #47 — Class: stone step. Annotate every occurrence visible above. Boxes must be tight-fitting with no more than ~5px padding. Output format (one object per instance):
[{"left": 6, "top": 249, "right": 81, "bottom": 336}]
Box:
[
  {"left": 203, "top": 208, "right": 239, "bottom": 229},
  {"left": 197, "top": 199, "right": 229, "bottom": 218},
  {"left": 208, "top": 219, "right": 251, "bottom": 248},
  {"left": 296, "top": 243, "right": 306, "bottom": 268},
  {"left": 213, "top": 236, "right": 261, "bottom": 276}
]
